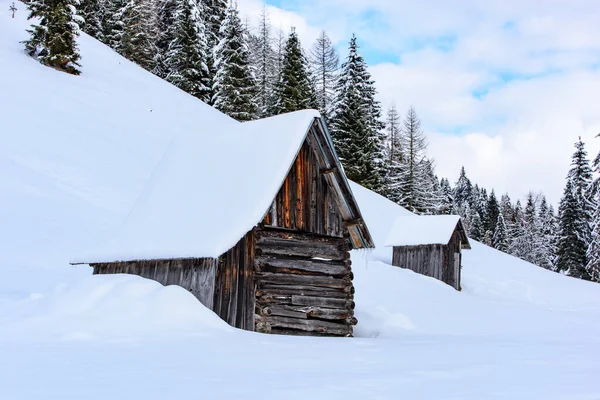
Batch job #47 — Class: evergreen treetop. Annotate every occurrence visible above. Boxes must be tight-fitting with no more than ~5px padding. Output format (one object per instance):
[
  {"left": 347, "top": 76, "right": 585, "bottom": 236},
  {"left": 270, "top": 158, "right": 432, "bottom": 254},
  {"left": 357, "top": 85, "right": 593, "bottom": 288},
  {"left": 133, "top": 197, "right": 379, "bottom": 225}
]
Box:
[
  {"left": 212, "top": 3, "right": 257, "bottom": 121},
  {"left": 272, "top": 28, "right": 316, "bottom": 114}
]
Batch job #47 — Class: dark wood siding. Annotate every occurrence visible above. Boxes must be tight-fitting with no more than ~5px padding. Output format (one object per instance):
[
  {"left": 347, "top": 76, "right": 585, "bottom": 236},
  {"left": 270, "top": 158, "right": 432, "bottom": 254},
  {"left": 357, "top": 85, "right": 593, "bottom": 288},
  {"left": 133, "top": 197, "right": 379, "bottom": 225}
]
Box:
[
  {"left": 92, "top": 258, "right": 217, "bottom": 308},
  {"left": 263, "top": 140, "right": 343, "bottom": 238},
  {"left": 392, "top": 235, "right": 463, "bottom": 291},
  {"left": 213, "top": 231, "right": 255, "bottom": 331}
]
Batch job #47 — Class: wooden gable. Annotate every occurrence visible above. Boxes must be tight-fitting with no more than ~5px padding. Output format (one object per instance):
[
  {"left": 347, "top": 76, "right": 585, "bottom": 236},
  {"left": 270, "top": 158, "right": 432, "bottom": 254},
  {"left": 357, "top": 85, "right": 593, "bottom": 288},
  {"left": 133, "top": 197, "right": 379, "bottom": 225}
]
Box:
[{"left": 261, "top": 118, "right": 375, "bottom": 249}]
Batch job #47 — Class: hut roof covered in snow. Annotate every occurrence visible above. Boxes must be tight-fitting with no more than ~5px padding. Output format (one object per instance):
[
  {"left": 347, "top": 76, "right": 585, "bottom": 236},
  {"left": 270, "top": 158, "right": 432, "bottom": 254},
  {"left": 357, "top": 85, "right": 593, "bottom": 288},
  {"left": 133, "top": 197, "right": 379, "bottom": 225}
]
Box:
[
  {"left": 384, "top": 215, "right": 471, "bottom": 249},
  {"left": 72, "top": 110, "right": 373, "bottom": 264}
]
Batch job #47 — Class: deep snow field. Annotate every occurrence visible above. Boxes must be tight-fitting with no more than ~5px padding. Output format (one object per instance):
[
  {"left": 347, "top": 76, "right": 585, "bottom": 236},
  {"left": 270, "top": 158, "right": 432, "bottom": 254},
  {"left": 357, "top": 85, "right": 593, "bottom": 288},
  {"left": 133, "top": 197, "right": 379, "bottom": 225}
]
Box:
[{"left": 1, "top": 3, "right": 600, "bottom": 399}]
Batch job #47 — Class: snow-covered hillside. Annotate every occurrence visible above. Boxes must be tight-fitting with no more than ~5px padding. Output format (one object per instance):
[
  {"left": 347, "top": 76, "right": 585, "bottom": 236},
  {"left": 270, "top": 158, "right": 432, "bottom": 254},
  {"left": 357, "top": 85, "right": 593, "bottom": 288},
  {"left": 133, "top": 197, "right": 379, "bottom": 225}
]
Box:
[{"left": 1, "top": 4, "right": 600, "bottom": 399}]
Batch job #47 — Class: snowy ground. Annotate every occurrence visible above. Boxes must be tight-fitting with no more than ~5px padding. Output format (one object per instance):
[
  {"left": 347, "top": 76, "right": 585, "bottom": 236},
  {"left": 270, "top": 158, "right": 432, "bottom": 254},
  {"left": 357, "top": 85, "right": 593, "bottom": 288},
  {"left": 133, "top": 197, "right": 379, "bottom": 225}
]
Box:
[{"left": 1, "top": 3, "right": 600, "bottom": 399}]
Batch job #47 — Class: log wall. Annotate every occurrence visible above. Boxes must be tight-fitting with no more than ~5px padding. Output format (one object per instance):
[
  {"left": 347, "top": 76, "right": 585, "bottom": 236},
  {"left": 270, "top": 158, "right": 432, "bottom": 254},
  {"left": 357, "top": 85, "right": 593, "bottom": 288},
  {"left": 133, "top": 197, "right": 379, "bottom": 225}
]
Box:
[{"left": 253, "top": 227, "right": 356, "bottom": 337}]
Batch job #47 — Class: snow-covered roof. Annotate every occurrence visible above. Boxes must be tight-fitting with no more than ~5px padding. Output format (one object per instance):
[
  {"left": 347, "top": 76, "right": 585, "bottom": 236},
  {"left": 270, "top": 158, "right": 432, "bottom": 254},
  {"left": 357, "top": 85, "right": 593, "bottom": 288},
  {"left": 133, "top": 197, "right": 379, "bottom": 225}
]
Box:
[
  {"left": 71, "top": 109, "right": 373, "bottom": 264},
  {"left": 384, "top": 215, "right": 471, "bottom": 249}
]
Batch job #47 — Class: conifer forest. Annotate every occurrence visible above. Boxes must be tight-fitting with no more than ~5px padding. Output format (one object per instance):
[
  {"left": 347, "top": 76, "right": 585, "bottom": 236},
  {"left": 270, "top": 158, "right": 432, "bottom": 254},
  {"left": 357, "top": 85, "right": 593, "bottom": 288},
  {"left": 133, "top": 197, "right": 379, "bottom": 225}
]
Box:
[{"left": 20, "top": 0, "right": 600, "bottom": 283}]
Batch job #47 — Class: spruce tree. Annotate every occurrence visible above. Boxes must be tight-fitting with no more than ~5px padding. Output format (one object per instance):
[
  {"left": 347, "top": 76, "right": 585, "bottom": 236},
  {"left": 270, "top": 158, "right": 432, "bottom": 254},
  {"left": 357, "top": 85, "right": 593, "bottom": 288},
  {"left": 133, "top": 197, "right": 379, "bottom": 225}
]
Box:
[
  {"left": 102, "top": 0, "right": 127, "bottom": 50},
  {"left": 556, "top": 179, "right": 589, "bottom": 278},
  {"left": 586, "top": 134, "right": 600, "bottom": 282},
  {"left": 79, "top": 0, "right": 103, "bottom": 40},
  {"left": 453, "top": 166, "right": 473, "bottom": 213},
  {"left": 120, "top": 0, "right": 156, "bottom": 70},
  {"left": 272, "top": 29, "right": 316, "bottom": 114},
  {"left": 568, "top": 138, "right": 594, "bottom": 246},
  {"left": 330, "top": 35, "right": 384, "bottom": 192},
  {"left": 398, "top": 106, "right": 434, "bottom": 213},
  {"left": 309, "top": 30, "right": 339, "bottom": 121},
  {"left": 538, "top": 196, "right": 558, "bottom": 271},
  {"left": 469, "top": 212, "right": 484, "bottom": 241},
  {"left": 382, "top": 103, "right": 404, "bottom": 204},
  {"left": 485, "top": 190, "right": 500, "bottom": 235},
  {"left": 165, "top": 0, "right": 210, "bottom": 101},
  {"left": 212, "top": 4, "right": 257, "bottom": 121},
  {"left": 499, "top": 194, "right": 513, "bottom": 224},
  {"left": 23, "top": 0, "right": 82, "bottom": 75},
  {"left": 152, "top": 0, "right": 177, "bottom": 78},
  {"left": 508, "top": 200, "right": 527, "bottom": 259},
  {"left": 249, "top": 6, "right": 276, "bottom": 117},
  {"left": 438, "top": 178, "right": 454, "bottom": 215},
  {"left": 201, "top": 0, "right": 228, "bottom": 105},
  {"left": 493, "top": 212, "right": 509, "bottom": 252}
]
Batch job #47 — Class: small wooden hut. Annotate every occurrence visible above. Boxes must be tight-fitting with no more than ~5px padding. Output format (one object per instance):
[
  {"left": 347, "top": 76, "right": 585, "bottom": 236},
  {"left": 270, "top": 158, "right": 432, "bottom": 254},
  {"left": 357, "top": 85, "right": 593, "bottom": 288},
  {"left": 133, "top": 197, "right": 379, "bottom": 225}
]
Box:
[
  {"left": 385, "top": 215, "right": 470, "bottom": 290},
  {"left": 71, "top": 110, "right": 374, "bottom": 337}
]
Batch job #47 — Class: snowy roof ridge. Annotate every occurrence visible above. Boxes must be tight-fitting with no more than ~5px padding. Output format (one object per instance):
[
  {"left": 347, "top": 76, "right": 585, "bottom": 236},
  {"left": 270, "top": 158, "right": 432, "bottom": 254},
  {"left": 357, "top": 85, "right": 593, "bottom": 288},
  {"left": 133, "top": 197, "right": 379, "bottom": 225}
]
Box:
[
  {"left": 384, "top": 215, "right": 471, "bottom": 248},
  {"left": 71, "top": 109, "right": 323, "bottom": 264}
]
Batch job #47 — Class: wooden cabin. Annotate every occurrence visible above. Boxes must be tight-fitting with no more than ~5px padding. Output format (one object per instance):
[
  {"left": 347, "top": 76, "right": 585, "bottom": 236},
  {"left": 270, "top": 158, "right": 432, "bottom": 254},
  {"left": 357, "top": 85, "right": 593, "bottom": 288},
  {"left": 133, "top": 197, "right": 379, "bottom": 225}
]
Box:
[
  {"left": 71, "top": 110, "right": 374, "bottom": 337},
  {"left": 385, "top": 215, "right": 470, "bottom": 291}
]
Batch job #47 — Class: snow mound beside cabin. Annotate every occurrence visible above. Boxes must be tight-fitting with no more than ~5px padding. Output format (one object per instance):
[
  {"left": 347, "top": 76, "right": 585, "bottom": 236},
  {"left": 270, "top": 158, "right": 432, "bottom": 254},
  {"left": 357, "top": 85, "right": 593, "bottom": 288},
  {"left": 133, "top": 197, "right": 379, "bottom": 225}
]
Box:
[{"left": 0, "top": 274, "right": 232, "bottom": 343}]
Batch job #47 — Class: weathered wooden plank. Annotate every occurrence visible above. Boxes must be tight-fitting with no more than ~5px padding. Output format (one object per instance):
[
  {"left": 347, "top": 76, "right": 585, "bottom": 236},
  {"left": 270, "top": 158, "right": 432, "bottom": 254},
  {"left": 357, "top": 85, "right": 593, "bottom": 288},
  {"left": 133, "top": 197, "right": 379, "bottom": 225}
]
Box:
[
  {"left": 255, "top": 257, "right": 350, "bottom": 277},
  {"left": 269, "top": 328, "right": 349, "bottom": 337},
  {"left": 256, "top": 285, "right": 353, "bottom": 299},
  {"left": 256, "top": 315, "right": 352, "bottom": 336},
  {"left": 257, "top": 294, "right": 354, "bottom": 310},
  {"left": 255, "top": 272, "right": 351, "bottom": 289},
  {"left": 269, "top": 304, "right": 353, "bottom": 321}
]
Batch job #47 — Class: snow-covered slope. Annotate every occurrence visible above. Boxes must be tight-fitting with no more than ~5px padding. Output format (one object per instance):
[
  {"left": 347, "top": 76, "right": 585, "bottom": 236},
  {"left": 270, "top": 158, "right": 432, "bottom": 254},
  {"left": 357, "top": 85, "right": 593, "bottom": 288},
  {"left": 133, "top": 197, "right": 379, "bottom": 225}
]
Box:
[{"left": 1, "top": 4, "right": 600, "bottom": 399}]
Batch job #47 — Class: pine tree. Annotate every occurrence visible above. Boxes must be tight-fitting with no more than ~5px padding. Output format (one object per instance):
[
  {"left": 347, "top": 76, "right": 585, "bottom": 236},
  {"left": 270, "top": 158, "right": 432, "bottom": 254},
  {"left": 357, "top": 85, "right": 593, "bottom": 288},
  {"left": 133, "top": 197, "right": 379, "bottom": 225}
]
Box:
[
  {"left": 453, "top": 166, "right": 473, "bottom": 213},
  {"left": 272, "top": 29, "right": 316, "bottom": 114},
  {"left": 568, "top": 138, "right": 594, "bottom": 246},
  {"left": 493, "top": 212, "right": 509, "bottom": 252},
  {"left": 520, "top": 192, "right": 540, "bottom": 265},
  {"left": 309, "top": 30, "right": 339, "bottom": 121},
  {"left": 499, "top": 194, "right": 513, "bottom": 223},
  {"left": 538, "top": 196, "right": 558, "bottom": 271},
  {"left": 102, "top": 0, "right": 127, "bottom": 50},
  {"left": 120, "top": 0, "right": 156, "bottom": 70},
  {"left": 152, "top": 0, "right": 177, "bottom": 78},
  {"left": 419, "top": 159, "right": 443, "bottom": 214},
  {"left": 249, "top": 6, "right": 276, "bottom": 117},
  {"left": 23, "top": 0, "right": 82, "bottom": 75},
  {"left": 212, "top": 4, "right": 257, "bottom": 121},
  {"left": 556, "top": 179, "right": 589, "bottom": 278},
  {"left": 508, "top": 200, "right": 527, "bottom": 259},
  {"left": 330, "top": 35, "right": 384, "bottom": 192},
  {"left": 438, "top": 178, "right": 454, "bottom": 215},
  {"left": 382, "top": 103, "right": 404, "bottom": 203},
  {"left": 485, "top": 190, "right": 499, "bottom": 235},
  {"left": 164, "top": 0, "right": 210, "bottom": 101},
  {"left": 586, "top": 134, "right": 600, "bottom": 282},
  {"left": 398, "top": 106, "right": 430, "bottom": 212},
  {"left": 79, "top": 0, "right": 103, "bottom": 40},
  {"left": 469, "top": 212, "right": 484, "bottom": 241},
  {"left": 201, "top": 0, "right": 228, "bottom": 105}
]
